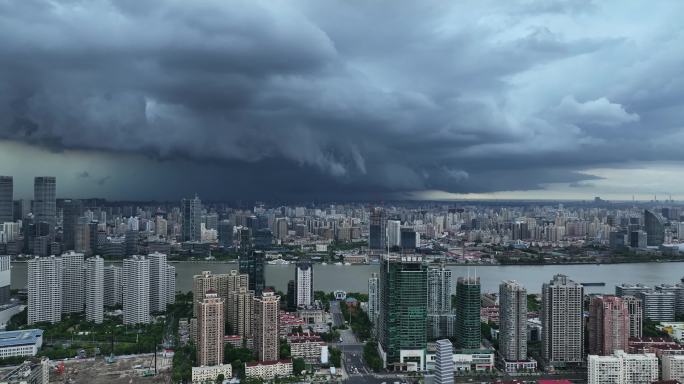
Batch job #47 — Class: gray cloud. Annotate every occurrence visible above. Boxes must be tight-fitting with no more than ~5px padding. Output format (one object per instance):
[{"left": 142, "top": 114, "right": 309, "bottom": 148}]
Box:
[{"left": 1, "top": 0, "right": 684, "bottom": 200}]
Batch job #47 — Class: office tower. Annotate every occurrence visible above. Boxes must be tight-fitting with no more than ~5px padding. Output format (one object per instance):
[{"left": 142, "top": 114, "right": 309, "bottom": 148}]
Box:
[
  {"left": 623, "top": 296, "right": 643, "bottom": 338},
  {"left": 122, "top": 256, "right": 150, "bottom": 324},
  {"left": 541, "top": 274, "right": 584, "bottom": 366},
  {"left": 295, "top": 261, "right": 313, "bottom": 308},
  {"left": 166, "top": 264, "right": 176, "bottom": 305},
  {"left": 0, "top": 256, "right": 10, "bottom": 305},
  {"left": 61, "top": 251, "right": 84, "bottom": 314},
  {"left": 227, "top": 287, "right": 254, "bottom": 338},
  {"left": 124, "top": 230, "right": 139, "bottom": 256},
  {"left": 379, "top": 255, "right": 428, "bottom": 370},
  {"left": 369, "top": 207, "right": 387, "bottom": 251},
  {"left": 103, "top": 265, "right": 122, "bottom": 307},
  {"left": 428, "top": 265, "right": 452, "bottom": 314},
  {"left": 193, "top": 271, "right": 217, "bottom": 316},
  {"left": 588, "top": 296, "right": 629, "bottom": 355},
  {"left": 239, "top": 250, "right": 265, "bottom": 295},
  {"left": 181, "top": 195, "right": 202, "bottom": 242},
  {"left": 434, "top": 339, "right": 454, "bottom": 384},
  {"left": 61, "top": 199, "right": 82, "bottom": 251},
  {"left": 253, "top": 229, "right": 273, "bottom": 249},
  {"left": 238, "top": 227, "right": 252, "bottom": 250},
  {"left": 197, "top": 290, "right": 225, "bottom": 367},
  {"left": 27, "top": 256, "right": 63, "bottom": 325},
  {"left": 629, "top": 230, "right": 647, "bottom": 248},
  {"left": 644, "top": 209, "right": 665, "bottom": 246},
  {"left": 368, "top": 273, "right": 379, "bottom": 323},
  {"left": 33, "top": 176, "right": 57, "bottom": 233},
  {"left": 254, "top": 290, "right": 280, "bottom": 362},
  {"left": 204, "top": 213, "right": 219, "bottom": 230},
  {"left": 73, "top": 217, "right": 91, "bottom": 255},
  {"left": 0, "top": 176, "right": 12, "bottom": 223},
  {"left": 286, "top": 280, "right": 296, "bottom": 311},
  {"left": 656, "top": 283, "right": 684, "bottom": 315},
  {"left": 400, "top": 227, "right": 418, "bottom": 251},
  {"left": 148, "top": 252, "right": 170, "bottom": 313},
  {"left": 616, "top": 283, "right": 651, "bottom": 298},
  {"left": 662, "top": 355, "right": 684, "bottom": 382},
  {"left": 588, "top": 351, "right": 658, "bottom": 384},
  {"left": 218, "top": 220, "right": 233, "bottom": 248},
  {"left": 499, "top": 280, "right": 527, "bottom": 362},
  {"left": 638, "top": 290, "right": 675, "bottom": 321},
  {"left": 84, "top": 256, "right": 104, "bottom": 324},
  {"left": 13, "top": 199, "right": 29, "bottom": 221},
  {"left": 386, "top": 220, "right": 401, "bottom": 248},
  {"left": 455, "top": 276, "right": 481, "bottom": 349},
  {"left": 274, "top": 218, "right": 288, "bottom": 241}
]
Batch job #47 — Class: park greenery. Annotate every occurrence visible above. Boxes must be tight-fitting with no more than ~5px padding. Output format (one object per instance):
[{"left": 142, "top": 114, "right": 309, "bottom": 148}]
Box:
[
  {"left": 362, "top": 341, "right": 383, "bottom": 372},
  {"left": 171, "top": 344, "right": 196, "bottom": 382},
  {"left": 339, "top": 301, "right": 372, "bottom": 341},
  {"left": 329, "top": 347, "right": 342, "bottom": 368}
]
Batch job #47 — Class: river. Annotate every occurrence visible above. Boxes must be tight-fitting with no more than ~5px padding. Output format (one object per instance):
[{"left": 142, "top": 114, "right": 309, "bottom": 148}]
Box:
[{"left": 11, "top": 261, "right": 684, "bottom": 295}]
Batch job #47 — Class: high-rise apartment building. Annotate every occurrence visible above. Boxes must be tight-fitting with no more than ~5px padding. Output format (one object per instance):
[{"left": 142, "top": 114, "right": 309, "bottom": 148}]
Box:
[
  {"left": 239, "top": 250, "right": 265, "bottom": 295},
  {"left": 662, "top": 354, "right": 684, "bottom": 382},
  {"left": 227, "top": 287, "right": 254, "bottom": 338},
  {"left": 274, "top": 218, "right": 288, "bottom": 241},
  {"left": 84, "top": 256, "right": 104, "bottom": 324},
  {"left": 148, "top": 252, "right": 169, "bottom": 313},
  {"left": 428, "top": 265, "right": 452, "bottom": 314},
  {"left": 386, "top": 220, "right": 401, "bottom": 248},
  {"left": 181, "top": 195, "right": 202, "bottom": 242},
  {"left": 616, "top": 283, "right": 651, "bottom": 298},
  {"left": 434, "top": 339, "right": 454, "bottom": 384},
  {"left": 166, "top": 264, "right": 176, "bottom": 305},
  {"left": 639, "top": 290, "right": 675, "bottom": 321},
  {"left": 455, "top": 276, "right": 481, "bottom": 350},
  {"left": 33, "top": 176, "right": 57, "bottom": 233},
  {"left": 379, "top": 254, "right": 428, "bottom": 370},
  {"left": 541, "top": 274, "right": 584, "bottom": 366},
  {"left": 369, "top": 208, "right": 387, "bottom": 251},
  {"left": 197, "top": 290, "right": 225, "bottom": 367},
  {"left": 295, "top": 261, "right": 313, "bottom": 308},
  {"left": 254, "top": 290, "right": 280, "bottom": 362},
  {"left": 103, "top": 265, "right": 122, "bottom": 307},
  {"left": 623, "top": 296, "right": 643, "bottom": 338},
  {"left": 588, "top": 296, "right": 629, "bottom": 355},
  {"left": 61, "top": 199, "right": 82, "bottom": 251},
  {"left": 656, "top": 283, "right": 684, "bottom": 315},
  {"left": 0, "top": 176, "right": 12, "bottom": 223},
  {"left": 499, "top": 280, "right": 527, "bottom": 362},
  {"left": 61, "top": 251, "right": 84, "bottom": 314},
  {"left": 588, "top": 351, "right": 658, "bottom": 384},
  {"left": 123, "top": 256, "right": 150, "bottom": 324},
  {"left": 27, "top": 256, "right": 63, "bottom": 325},
  {"left": 368, "top": 272, "right": 379, "bottom": 323},
  {"left": 193, "top": 271, "right": 217, "bottom": 317}
]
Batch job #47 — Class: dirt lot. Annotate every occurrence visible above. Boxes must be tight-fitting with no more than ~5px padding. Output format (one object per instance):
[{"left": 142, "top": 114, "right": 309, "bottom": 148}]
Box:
[{"left": 49, "top": 353, "right": 172, "bottom": 384}]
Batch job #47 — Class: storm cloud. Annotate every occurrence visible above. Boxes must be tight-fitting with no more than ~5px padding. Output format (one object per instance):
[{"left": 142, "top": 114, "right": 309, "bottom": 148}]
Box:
[{"left": 1, "top": 0, "right": 684, "bottom": 200}]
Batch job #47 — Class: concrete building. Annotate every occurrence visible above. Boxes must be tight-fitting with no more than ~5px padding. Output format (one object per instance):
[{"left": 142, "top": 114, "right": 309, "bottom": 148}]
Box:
[
  {"left": 84, "top": 256, "right": 104, "bottom": 324},
  {"left": 369, "top": 207, "right": 387, "bottom": 251},
  {"left": 148, "top": 252, "right": 169, "bottom": 313},
  {"left": 239, "top": 250, "right": 265, "bottom": 295},
  {"left": 368, "top": 272, "right": 379, "bottom": 323},
  {"left": 191, "top": 364, "right": 232, "bottom": 383},
  {"left": 254, "top": 290, "right": 280, "bottom": 362},
  {"left": 499, "top": 281, "right": 528, "bottom": 366},
  {"left": 639, "top": 290, "right": 675, "bottom": 321},
  {"left": 295, "top": 261, "right": 313, "bottom": 308},
  {"left": 245, "top": 360, "right": 292, "bottom": 380},
  {"left": 193, "top": 271, "right": 217, "bottom": 317},
  {"left": 61, "top": 251, "right": 84, "bottom": 314},
  {"left": 0, "top": 176, "right": 12, "bottom": 224},
  {"left": 0, "top": 357, "right": 50, "bottom": 384},
  {"left": 542, "top": 274, "right": 584, "bottom": 367},
  {"left": 588, "top": 296, "right": 629, "bottom": 355},
  {"left": 122, "top": 256, "right": 150, "bottom": 324},
  {"left": 33, "top": 176, "right": 56, "bottom": 234},
  {"left": 434, "top": 339, "right": 454, "bottom": 384},
  {"left": 166, "top": 263, "right": 176, "bottom": 305},
  {"left": 623, "top": 296, "right": 643, "bottom": 338},
  {"left": 662, "top": 354, "right": 684, "bottom": 382},
  {"left": 197, "top": 290, "right": 224, "bottom": 367},
  {"left": 645, "top": 209, "right": 666, "bottom": 246},
  {"left": 428, "top": 265, "right": 452, "bottom": 314},
  {"left": 103, "top": 265, "right": 122, "bottom": 307},
  {"left": 588, "top": 350, "right": 658, "bottom": 384},
  {"left": 289, "top": 339, "right": 325, "bottom": 364},
  {"left": 616, "top": 283, "right": 651, "bottom": 298},
  {"left": 227, "top": 287, "right": 254, "bottom": 338},
  {"left": 181, "top": 195, "right": 202, "bottom": 242},
  {"left": 27, "top": 256, "right": 62, "bottom": 325},
  {"left": 0, "top": 329, "right": 43, "bottom": 359},
  {"left": 0, "top": 255, "right": 10, "bottom": 305},
  {"left": 218, "top": 219, "right": 233, "bottom": 248},
  {"left": 456, "top": 276, "right": 481, "bottom": 349},
  {"left": 387, "top": 220, "right": 401, "bottom": 248},
  {"left": 656, "top": 283, "right": 684, "bottom": 315}
]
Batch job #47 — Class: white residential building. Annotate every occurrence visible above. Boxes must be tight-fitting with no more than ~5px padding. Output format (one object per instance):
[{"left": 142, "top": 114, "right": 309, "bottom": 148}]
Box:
[
  {"left": 122, "top": 256, "right": 150, "bottom": 324},
  {"left": 663, "top": 354, "right": 684, "bottom": 382},
  {"left": 588, "top": 351, "right": 658, "bottom": 384},
  {"left": 84, "top": 256, "right": 104, "bottom": 324},
  {"left": 27, "top": 256, "right": 62, "bottom": 325},
  {"left": 148, "top": 252, "right": 168, "bottom": 313},
  {"left": 166, "top": 264, "right": 176, "bottom": 305},
  {"left": 103, "top": 265, "right": 122, "bottom": 307},
  {"left": 295, "top": 262, "right": 313, "bottom": 308},
  {"left": 245, "top": 360, "right": 293, "bottom": 380},
  {"left": 191, "top": 364, "right": 232, "bottom": 383},
  {"left": 61, "top": 251, "right": 84, "bottom": 314},
  {"left": 434, "top": 339, "right": 454, "bottom": 384}
]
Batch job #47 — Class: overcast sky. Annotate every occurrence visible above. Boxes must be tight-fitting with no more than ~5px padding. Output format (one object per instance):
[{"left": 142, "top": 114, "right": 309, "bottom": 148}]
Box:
[{"left": 1, "top": 0, "right": 684, "bottom": 202}]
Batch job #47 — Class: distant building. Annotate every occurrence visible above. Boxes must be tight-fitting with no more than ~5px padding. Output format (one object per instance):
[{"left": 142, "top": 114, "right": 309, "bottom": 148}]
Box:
[
  {"left": 103, "top": 265, "right": 122, "bottom": 307},
  {"left": 239, "top": 250, "right": 265, "bottom": 295},
  {"left": 33, "top": 176, "right": 56, "bottom": 235},
  {"left": 295, "top": 261, "right": 313, "bottom": 308},
  {"left": 148, "top": 252, "right": 170, "bottom": 313},
  {"left": 387, "top": 220, "right": 401, "bottom": 248},
  {"left": 542, "top": 274, "right": 584, "bottom": 367},
  {"left": 28, "top": 256, "right": 62, "bottom": 325},
  {"left": 218, "top": 219, "right": 233, "bottom": 248},
  {"left": 656, "top": 284, "right": 684, "bottom": 315},
  {"left": 197, "top": 290, "right": 224, "bottom": 367},
  {"left": 84, "top": 256, "right": 104, "bottom": 324},
  {"left": 61, "top": 251, "right": 84, "bottom": 314},
  {"left": 456, "top": 276, "right": 481, "bottom": 350},
  {"left": 369, "top": 208, "right": 387, "bottom": 251},
  {"left": 254, "top": 291, "right": 280, "bottom": 362},
  {"left": 400, "top": 227, "right": 418, "bottom": 251},
  {"left": 645, "top": 209, "right": 666, "bottom": 246},
  {"left": 122, "top": 256, "right": 150, "bottom": 324},
  {"left": 181, "top": 195, "right": 202, "bottom": 242},
  {"left": 639, "top": 290, "right": 675, "bottom": 321},
  {"left": 0, "top": 176, "right": 12, "bottom": 223}
]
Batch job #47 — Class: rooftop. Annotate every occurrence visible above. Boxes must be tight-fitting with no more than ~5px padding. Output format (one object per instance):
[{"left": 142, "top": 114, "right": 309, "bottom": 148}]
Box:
[{"left": 0, "top": 329, "right": 43, "bottom": 348}]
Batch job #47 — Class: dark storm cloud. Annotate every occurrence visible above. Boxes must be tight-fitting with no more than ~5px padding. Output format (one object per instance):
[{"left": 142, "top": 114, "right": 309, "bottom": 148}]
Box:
[{"left": 1, "top": 0, "right": 684, "bottom": 200}]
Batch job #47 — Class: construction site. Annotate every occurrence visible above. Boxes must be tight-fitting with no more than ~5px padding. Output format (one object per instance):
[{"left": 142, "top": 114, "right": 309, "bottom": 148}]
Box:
[{"left": 47, "top": 353, "right": 173, "bottom": 384}]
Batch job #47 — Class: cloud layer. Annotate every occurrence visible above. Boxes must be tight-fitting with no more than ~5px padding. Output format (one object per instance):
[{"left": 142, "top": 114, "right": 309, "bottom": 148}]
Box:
[{"left": 1, "top": 0, "right": 684, "bottom": 200}]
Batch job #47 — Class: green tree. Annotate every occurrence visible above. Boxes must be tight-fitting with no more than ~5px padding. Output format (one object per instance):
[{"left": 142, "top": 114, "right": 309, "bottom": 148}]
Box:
[
  {"left": 216, "top": 373, "right": 225, "bottom": 383},
  {"left": 329, "top": 348, "right": 342, "bottom": 368},
  {"left": 362, "top": 341, "right": 383, "bottom": 372},
  {"left": 292, "top": 357, "right": 306, "bottom": 375}
]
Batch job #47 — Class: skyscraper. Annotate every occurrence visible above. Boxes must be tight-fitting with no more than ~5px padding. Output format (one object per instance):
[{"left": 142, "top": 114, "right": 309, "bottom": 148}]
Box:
[
  {"left": 369, "top": 207, "right": 387, "bottom": 251},
  {"left": 148, "top": 252, "right": 169, "bottom": 313},
  {"left": 254, "top": 290, "right": 280, "bottom": 362},
  {"left": 61, "top": 199, "right": 82, "bottom": 251},
  {"left": 434, "top": 339, "right": 454, "bottom": 384},
  {"left": 542, "top": 274, "right": 584, "bottom": 366},
  {"left": 0, "top": 176, "right": 13, "bottom": 223},
  {"left": 499, "top": 280, "right": 527, "bottom": 363},
  {"left": 33, "top": 176, "right": 57, "bottom": 233},
  {"left": 197, "top": 290, "right": 225, "bottom": 367},
  {"left": 0, "top": 256, "right": 10, "bottom": 305},
  {"left": 588, "top": 296, "right": 629, "bottom": 356},
  {"left": 85, "top": 256, "right": 104, "bottom": 324},
  {"left": 379, "top": 254, "right": 428, "bottom": 370},
  {"left": 227, "top": 287, "right": 254, "bottom": 338},
  {"left": 428, "top": 265, "right": 452, "bottom": 314},
  {"left": 193, "top": 271, "right": 217, "bottom": 317},
  {"left": 295, "top": 261, "right": 313, "bottom": 308},
  {"left": 73, "top": 217, "right": 91, "bottom": 255},
  {"left": 166, "top": 263, "right": 176, "bottom": 305},
  {"left": 386, "top": 220, "right": 401, "bottom": 248},
  {"left": 239, "top": 250, "right": 265, "bottom": 295},
  {"left": 123, "top": 256, "right": 150, "bottom": 324},
  {"left": 623, "top": 296, "right": 643, "bottom": 338},
  {"left": 644, "top": 209, "right": 665, "bottom": 246},
  {"left": 455, "top": 276, "right": 481, "bottom": 349},
  {"left": 181, "top": 195, "right": 202, "bottom": 242},
  {"left": 61, "top": 251, "right": 84, "bottom": 314},
  {"left": 368, "top": 272, "right": 379, "bottom": 323},
  {"left": 104, "top": 265, "right": 122, "bottom": 307},
  {"left": 27, "top": 256, "right": 63, "bottom": 325},
  {"left": 218, "top": 219, "right": 233, "bottom": 248}
]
